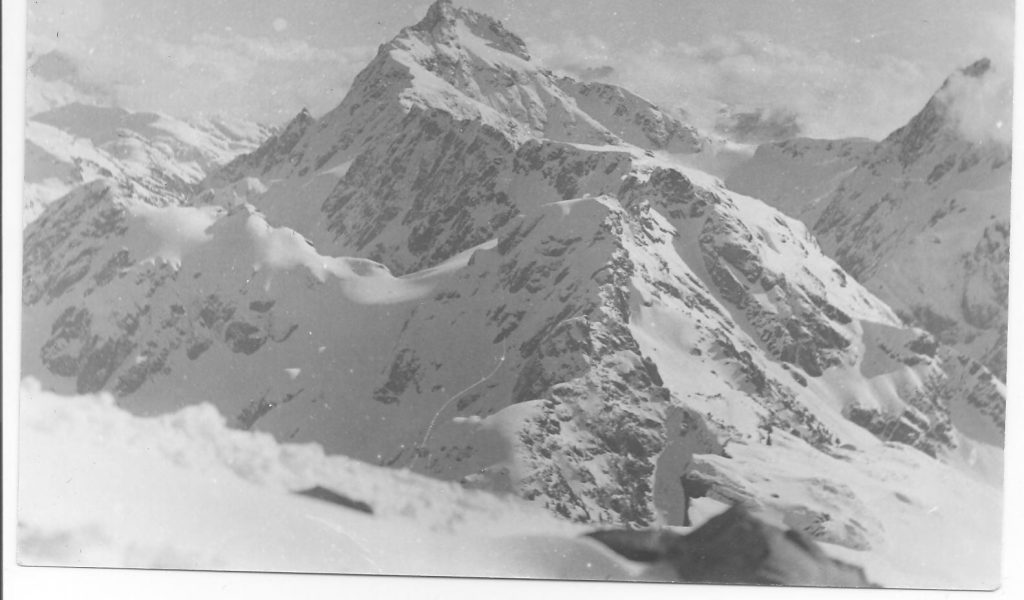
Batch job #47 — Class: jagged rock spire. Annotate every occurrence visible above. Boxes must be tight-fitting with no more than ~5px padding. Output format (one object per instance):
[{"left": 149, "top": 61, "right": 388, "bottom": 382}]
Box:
[
  {"left": 272, "top": 107, "right": 314, "bottom": 149},
  {"left": 960, "top": 57, "right": 992, "bottom": 78},
  {"left": 414, "top": 0, "right": 456, "bottom": 30},
  {"left": 408, "top": 0, "right": 530, "bottom": 60}
]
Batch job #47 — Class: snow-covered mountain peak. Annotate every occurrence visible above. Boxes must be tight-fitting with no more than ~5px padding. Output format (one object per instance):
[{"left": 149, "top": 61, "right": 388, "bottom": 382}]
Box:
[
  {"left": 885, "top": 57, "right": 1010, "bottom": 163},
  {"left": 205, "top": 0, "right": 717, "bottom": 227},
  {"left": 362, "top": 1, "right": 615, "bottom": 145},
  {"left": 410, "top": 0, "right": 531, "bottom": 61},
  {"left": 935, "top": 58, "right": 1011, "bottom": 147},
  {"left": 287, "top": 107, "right": 314, "bottom": 128},
  {"left": 372, "top": 2, "right": 712, "bottom": 156}
]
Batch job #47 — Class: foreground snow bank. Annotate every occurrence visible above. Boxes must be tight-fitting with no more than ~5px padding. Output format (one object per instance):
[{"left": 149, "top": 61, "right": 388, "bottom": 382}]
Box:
[
  {"left": 15, "top": 379, "right": 645, "bottom": 580},
  {"left": 16, "top": 379, "right": 1001, "bottom": 589}
]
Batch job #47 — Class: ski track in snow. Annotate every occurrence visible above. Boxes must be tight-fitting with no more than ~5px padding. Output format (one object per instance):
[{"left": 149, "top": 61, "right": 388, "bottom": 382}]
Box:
[
  {"left": 303, "top": 514, "right": 384, "bottom": 573},
  {"left": 410, "top": 342, "right": 508, "bottom": 470}
]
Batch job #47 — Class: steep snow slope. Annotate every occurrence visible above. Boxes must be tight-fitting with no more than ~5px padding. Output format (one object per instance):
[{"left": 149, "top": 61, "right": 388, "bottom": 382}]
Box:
[
  {"left": 21, "top": 0, "right": 1005, "bottom": 583},
  {"left": 18, "top": 381, "right": 1001, "bottom": 588},
  {"left": 728, "top": 59, "right": 1011, "bottom": 380},
  {"left": 554, "top": 78, "right": 709, "bottom": 153}
]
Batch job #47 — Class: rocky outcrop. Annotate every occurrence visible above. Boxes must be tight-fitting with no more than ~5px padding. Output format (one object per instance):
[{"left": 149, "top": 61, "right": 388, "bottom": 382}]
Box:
[{"left": 589, "top": 504, "right": 876, "bottom": 587}]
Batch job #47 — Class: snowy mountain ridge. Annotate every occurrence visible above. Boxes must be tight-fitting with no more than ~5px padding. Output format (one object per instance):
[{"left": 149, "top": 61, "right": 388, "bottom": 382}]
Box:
[{"left": 728, "top": 58, "right": 1012, "bottom": 380}]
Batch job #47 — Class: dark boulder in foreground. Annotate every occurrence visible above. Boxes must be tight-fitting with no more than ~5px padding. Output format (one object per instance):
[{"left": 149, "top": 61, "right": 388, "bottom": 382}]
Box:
[
  {"left": 295, "top": 485, "right": 374, "bottom": 515},
  {"left": 588, "top": 504, "right": 876, "bottom": 587}
]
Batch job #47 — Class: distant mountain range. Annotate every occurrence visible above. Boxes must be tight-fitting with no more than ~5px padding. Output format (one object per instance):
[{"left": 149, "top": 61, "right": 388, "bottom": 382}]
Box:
[{"left": 23, "top": 50, "right": 276, "bottom": 223}]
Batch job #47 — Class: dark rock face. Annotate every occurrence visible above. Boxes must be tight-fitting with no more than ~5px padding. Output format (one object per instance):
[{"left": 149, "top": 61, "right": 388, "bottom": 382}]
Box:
[
  {"left": 322, "top": 109, "right": 519, "bottom": 274},
  {"left": 373, "top": 349, "right": 421, "bottom": 405},
  {"left": 205, "top": 108, "right": 314, "bottom": 187},
  {"left": 235, "top": 394, "right": 278, "bottom": 430},
  {"left": 224, "top": 321, "right": 266, "bottom": 355},
  {"left": 698, "top": 208, "right": 851, "bottom": 378},
  {"left": 24, "top": 184, "right": 128, "bottom": 305},
  {"left": 412, "top": 0, "right": 530, "bottom": 61},
  {"left": 588, "top": 504, "right": 876, "bottom": 587}
]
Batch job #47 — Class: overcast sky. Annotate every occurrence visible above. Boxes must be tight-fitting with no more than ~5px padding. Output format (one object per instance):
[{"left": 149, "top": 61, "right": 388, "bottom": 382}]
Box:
[{"left": 26, "top": 0, "right": 1015, "bottom": 139}]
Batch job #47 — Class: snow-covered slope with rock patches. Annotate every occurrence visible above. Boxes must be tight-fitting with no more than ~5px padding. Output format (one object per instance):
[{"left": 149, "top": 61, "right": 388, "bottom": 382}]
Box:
[
  {"left": 728, "top": 59, "right": 1011, "bottom": 381},
  {"left": 21, "top": 0, "right": 1005, "bottom": 588},
  {"left": 22, "top": 142, "right": 1004, "bottom": 557},
  {"left": 23, "top": 50, "right": 276, "bottom": 224},
  {"left": 22, "top": 181, "right": 448, "bottom": 422}
]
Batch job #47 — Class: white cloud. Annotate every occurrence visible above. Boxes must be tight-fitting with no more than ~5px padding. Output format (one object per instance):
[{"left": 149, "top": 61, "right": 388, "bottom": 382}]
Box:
[
  {"left": 937, "top": 60, "right": 1013, "bottom": 147},
  {"left": 133, "top": 33, "right": 375, "bottom": 123},
  {"left": 935, "top": 11, "right": 1014, "bottom": 147},
  {"left": 28, "top": 27, "right": 375, "bottom": 125},
  {"left": 189, "top": 33, "right": 344, "bottom": 63},
  {"left": 530, "top": 31, "right": 941, "bottom": 140}
]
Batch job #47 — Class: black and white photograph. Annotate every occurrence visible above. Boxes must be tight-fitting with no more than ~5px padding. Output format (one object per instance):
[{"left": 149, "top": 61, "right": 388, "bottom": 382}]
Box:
[{"left": 2, "top": 0, "right": 1019, "bottom": 596}]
